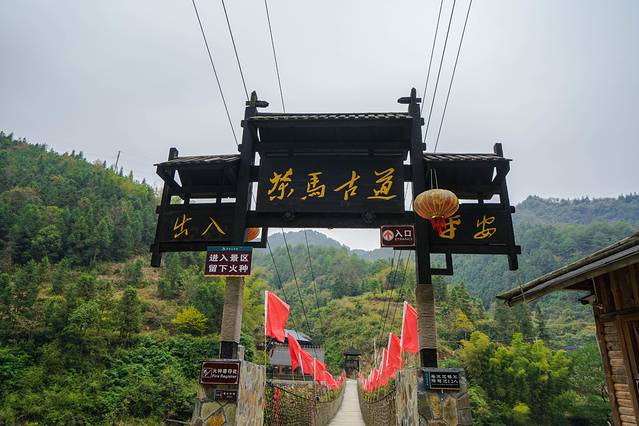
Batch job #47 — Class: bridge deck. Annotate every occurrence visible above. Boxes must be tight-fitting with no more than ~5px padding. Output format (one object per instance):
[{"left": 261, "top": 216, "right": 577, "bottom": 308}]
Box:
[{"left": 328, "top": 379, "right": 365, "bottom": 425}]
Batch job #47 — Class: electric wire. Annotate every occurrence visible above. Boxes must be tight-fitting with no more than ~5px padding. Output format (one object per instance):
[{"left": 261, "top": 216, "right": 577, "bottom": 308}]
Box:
[
  {"left": 420, "top": 0, "right": 445, "bottom": 116},
  {"left": 423, "top": 0, "right": 458, "bottom": 144},
  {"left": 264, "top": 0, "right": 286, "bottom": 112},
  {"left": 220, "top": 0, "right": 249, "bottom": 101},
  {"left": 433, "top": 0, "right": 473, "bottom": 153},
  {"left": 189, "top": 0, "right": 239, "bottom": 146}
]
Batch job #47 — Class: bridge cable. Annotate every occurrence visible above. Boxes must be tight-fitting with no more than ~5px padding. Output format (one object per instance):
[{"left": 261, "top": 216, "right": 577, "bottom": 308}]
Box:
[
  {"left": 281, "top": 231, "right": 316, "bottom": 352},
  {"left": 423, "top": 0, "right": 457, "bottom": 145},
  {"left": 188, "top": 0, "right": 239, "bottom": 146},
  {"left": 420, "top": 0, "right": 445, "bottom": 117},
  {"left": 264, "top": 0, "right": 286, "bottom": 112},
  {"left": 378, "top": 250, "right": 403, "bottom": 345},
  {"left": 303, "top": 231, "right": 328, "bottom": 343},
  {"left": 220, "top": 0, "right": 249, "bottom": 101},
  {"left": 389, "top": 251, "right": 413, "bottom": 332},
  {"left": 433, "top": 0, "right": 473, "bottom": 153},
  {"left": 259, "top": 0, "right": 327, "bottom": 344}
]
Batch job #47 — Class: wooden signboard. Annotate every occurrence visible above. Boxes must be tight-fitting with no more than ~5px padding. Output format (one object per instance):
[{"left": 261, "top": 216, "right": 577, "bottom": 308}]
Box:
[
  {"left": 429, "top": 204, "right": 513, "bottom": 251},
  {"left": 200, "top": 360, "right": 241, "bottom": 385},
  {"left": 157, "top": 204, "right": 235, "bottom": 244},
  {"left": 257, "top": 156, "right": 404, "bottom": 213}
]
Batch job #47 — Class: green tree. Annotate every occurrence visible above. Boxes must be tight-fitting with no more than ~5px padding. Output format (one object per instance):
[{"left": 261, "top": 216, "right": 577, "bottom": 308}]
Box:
[
  {"left": 118, "top": 287, "right": 142, "bottom": 342},
  {"left": 172, "top": 306, "right": 208, "bottom": 335}
]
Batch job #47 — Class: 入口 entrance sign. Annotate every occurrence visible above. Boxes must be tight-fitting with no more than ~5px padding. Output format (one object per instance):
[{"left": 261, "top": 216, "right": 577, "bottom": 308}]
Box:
[
  {"left": 204, "top": 247, "right": 252, "bottom": 277},
  {"left": 380, "top": 225, "right": 415, "bottom": 247}
]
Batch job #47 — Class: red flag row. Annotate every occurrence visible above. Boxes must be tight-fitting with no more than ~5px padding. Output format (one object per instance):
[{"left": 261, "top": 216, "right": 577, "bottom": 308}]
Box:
[
  {"left": 360, "top": 301, "right": 418, "bottom": 392},
  {"left": 266, "top": 290, "right": 345, "bottom": 390}
]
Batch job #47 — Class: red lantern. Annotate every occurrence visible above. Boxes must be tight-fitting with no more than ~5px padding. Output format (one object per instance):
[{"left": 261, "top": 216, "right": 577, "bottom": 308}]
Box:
[
  {"left": 245, "top": 228, "right": 260, "bottom": 241},
  {"left": 413, "top": 189, "right": 459, "bottom": 235}
]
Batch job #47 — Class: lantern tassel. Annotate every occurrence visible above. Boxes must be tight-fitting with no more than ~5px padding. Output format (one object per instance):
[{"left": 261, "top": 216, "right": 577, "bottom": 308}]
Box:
[{"left": 428, "top": 217, "right": 447, "bottom": 236}]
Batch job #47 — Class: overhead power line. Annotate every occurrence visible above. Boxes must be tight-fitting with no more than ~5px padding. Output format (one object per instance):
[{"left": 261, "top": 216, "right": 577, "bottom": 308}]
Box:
[
  {"left": 433, "top": 0, "right": 473, "bottom": 153},
  {"left": 423, "top": 0, "right": 458, "bottom": 145},
  {"left": 420, "top": 0, "right": 445, "bottom": 116},
  {"left": 220, "top": 0, "right": 249, "bottom": 101},
  {"left": 189, "top": 0, "right": 239, "bottom": 146}
]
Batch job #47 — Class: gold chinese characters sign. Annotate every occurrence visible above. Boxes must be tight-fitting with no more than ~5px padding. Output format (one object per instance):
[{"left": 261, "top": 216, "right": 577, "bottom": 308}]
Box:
[
  {"left": 158, "top": 205, "right": 235, "bottom": 244},
  {"left": 257, "top": 157, "right": 405, "bottom": 213},
  {"left": 428, "top": 204, "right": 509, "bottom": 248}
]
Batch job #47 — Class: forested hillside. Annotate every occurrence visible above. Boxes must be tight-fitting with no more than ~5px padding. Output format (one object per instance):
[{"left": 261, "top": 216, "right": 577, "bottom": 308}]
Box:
[
  {"left": 0, "top": 132, "right": 156, "bottom": 267},
  {"left": 0, "top": 135, "right": 633, "bottom": 424}
]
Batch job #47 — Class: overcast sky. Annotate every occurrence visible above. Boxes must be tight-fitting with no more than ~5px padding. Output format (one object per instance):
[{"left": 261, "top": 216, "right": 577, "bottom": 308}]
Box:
[{"left": 1, "top": 0, "right": 638, "bottom": 249}]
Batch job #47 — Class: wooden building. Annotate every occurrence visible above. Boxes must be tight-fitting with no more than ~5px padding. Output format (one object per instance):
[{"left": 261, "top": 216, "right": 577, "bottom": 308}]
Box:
[
  {"left": 342, "top": 348, "right": 361, "bottom": 377},
  {"left": 498, "top": 232, "right": 639, "bottom": 426},
  {"left": 269, "top": 329, "right": 324, "bottom": 379}
]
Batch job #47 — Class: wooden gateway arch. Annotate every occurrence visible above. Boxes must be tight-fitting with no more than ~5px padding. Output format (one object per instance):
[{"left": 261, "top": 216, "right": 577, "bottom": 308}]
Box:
[{"left": 150, "top": 88, "right": 520, "bottom": 367}]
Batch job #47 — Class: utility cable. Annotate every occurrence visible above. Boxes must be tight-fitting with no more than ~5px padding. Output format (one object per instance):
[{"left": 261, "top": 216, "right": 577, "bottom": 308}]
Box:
[
  {"left": 433, "top": 0, "right": 473, "bottom": 152},
  {"left": 220, "top": 0, "right": 249, "bottom": 101},
  {"left": 189, "top": 0, "right": 239, "bottom": 146},
  {"left": 423, "top": 0, "right": 457, "bottom": 144}
]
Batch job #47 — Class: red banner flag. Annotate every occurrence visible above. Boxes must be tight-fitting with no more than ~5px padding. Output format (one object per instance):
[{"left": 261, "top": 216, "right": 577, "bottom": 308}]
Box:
[
  {"left": 401, "top": 301, "right": 419, "bottom": 353},
  {"left": 314, "top": 358, "right": 328, "bottom": 384},
  {"left": 379, "top": 348, "right": 390, "bottom": 385},
  {"left": 299, "top": 349, "right": 314, "bottom": 375},
  {"left": 387, "top": 332, "right": 402, "bottom": 370},
  {"left": 287, "top": 333, "right": 303, "bottom": 373},
  {"left": 265, "top": 290, "right": 290, "bottom": 342}
]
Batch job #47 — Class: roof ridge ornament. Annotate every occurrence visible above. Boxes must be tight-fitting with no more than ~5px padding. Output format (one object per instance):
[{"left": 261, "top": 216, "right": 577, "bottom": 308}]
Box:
[
  {"left": 397, "top": 87, "right": 421, "bottom": 105},
  {"left": 246, "top": 90, "right": 269, "bottom": 108}
]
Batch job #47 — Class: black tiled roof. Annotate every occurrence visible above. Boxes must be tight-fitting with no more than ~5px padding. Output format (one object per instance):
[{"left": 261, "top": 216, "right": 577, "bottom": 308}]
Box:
[
  {"left": 424, "top": 153, "right": 510, "bottom": 162},
  {"left": 155, "top": 154, "right": 240, "bottom": 167},
  {"left": 250, "top": 112, "right": 411, "bottom": 121}
]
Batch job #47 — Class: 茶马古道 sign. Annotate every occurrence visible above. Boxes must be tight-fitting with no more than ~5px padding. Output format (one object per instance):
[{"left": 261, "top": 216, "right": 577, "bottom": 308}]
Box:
[{"left": 257, "top": 156, "right": 405, "bottom": 213}]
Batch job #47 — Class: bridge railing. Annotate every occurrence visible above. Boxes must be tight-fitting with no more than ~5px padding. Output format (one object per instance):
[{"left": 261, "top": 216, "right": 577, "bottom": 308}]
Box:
[
  {"left": 357, "top": 383, "right": 397, "bottom": 426},
  {"left": 264, "top": 380, "right": 345, "bottom": 426}
]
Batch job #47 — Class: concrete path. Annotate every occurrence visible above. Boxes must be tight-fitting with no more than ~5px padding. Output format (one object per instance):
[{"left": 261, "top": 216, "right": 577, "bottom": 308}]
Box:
[{"left": 328, "top": 379, "right": 365, "bottom": 426}]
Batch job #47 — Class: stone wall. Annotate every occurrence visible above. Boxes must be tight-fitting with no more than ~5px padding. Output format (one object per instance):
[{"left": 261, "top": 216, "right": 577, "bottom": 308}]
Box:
[
  {"left": 395, "top": 368, "right": 418, "bottom": 425},
  {"left": 417, "top": 368, "right": 472, "bottom": 425},
  {"left": 236, "top": 361, "right": 266, "bottom": 425},
  {"left": 191, "top": 361, "right": 265, "bottom": 426}
]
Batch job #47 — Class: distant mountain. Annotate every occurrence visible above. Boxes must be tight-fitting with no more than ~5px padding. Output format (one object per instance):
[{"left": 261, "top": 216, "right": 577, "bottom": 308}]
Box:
[
  {"left": 515, "top": 194, "right": 639, "bottom": 226},
  {"left": 265, "top": 230, "right": 344, "bottom": 250}
]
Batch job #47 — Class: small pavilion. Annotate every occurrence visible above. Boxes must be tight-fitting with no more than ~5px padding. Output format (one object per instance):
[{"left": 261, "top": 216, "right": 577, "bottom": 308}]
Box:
[{"left": 342, "top": 348, "right": 362, "bottom": 377}]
